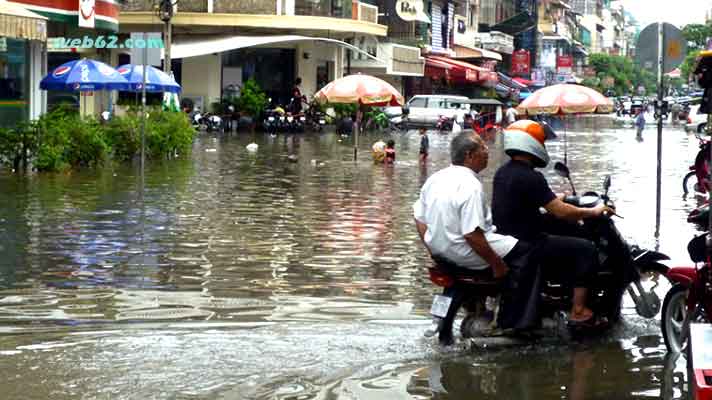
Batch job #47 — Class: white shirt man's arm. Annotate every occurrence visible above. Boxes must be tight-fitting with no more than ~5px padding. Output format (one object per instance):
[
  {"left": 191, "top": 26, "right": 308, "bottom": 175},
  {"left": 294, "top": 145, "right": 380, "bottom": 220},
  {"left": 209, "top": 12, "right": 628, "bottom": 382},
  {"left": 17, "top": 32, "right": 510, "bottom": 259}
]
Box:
[
  {"left": 414, "top": 218, "right": 432, "bottom": 256},
  {"left": 464, "top": 229, "right": 509, "bottom": 278}
]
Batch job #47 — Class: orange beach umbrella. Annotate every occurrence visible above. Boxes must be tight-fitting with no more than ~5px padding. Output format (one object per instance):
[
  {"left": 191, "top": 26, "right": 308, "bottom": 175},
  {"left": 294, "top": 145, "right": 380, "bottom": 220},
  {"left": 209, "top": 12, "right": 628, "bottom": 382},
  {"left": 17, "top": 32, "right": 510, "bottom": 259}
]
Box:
[
  {"left": 314, "top": 74, "right": 405, "bottom": 106},
  {"left": 517, "top": 84, "right": 614, "bottom": 115}
]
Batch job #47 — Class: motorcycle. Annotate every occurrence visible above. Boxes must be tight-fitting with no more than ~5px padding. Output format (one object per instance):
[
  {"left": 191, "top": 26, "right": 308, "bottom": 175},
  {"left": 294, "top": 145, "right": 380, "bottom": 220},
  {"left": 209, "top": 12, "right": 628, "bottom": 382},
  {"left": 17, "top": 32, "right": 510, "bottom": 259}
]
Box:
[
  {"left": 305, "top": 103, "right": 326, "bottom": 132},
  {"left": 425, "top": 162, "right": 670, "bottom": 346},
  {"left": 682, "top": 133, "right": 710, "bottom": 196},
  {"left": 660, "top": 233, "right": 712, "bottom": 354},
  {"left": 203, "top": 113, "right": 223, "bottom": 132},
  {"left": 687, "top": 200, "right": 709, "bottom": 225},
  {"left": 262, "top": 109, "right": 287, "bottom": 134},
  {"left": 436, "top": 115, "right": 453, "bottom": 133},
  {"left": 364, "top": 108, "right": 407, "bottom": 133}
]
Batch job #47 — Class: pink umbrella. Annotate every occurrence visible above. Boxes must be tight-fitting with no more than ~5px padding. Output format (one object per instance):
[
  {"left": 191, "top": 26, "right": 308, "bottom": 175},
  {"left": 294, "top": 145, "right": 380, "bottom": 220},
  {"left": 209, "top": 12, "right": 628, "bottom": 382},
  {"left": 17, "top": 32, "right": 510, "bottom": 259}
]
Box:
[
  {"left": 314, "top": 74, "right": 405, "bottom": 106},
  {"left": 517, "top": 84, "right": 614, "bottom": 115},
  {"left": 315, "top": 74, "right": 405, "bottom": 161}
]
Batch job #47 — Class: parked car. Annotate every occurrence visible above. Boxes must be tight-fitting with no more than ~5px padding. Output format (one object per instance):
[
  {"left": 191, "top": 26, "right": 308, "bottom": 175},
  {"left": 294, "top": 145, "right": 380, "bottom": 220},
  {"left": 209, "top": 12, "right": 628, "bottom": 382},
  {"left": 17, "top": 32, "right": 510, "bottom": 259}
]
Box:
[
  {"left": 404, "top": 95, "right": 470, "bottom": 127},
  {"left": 685, "top": 106, "right": 708, "bottom": 134}
]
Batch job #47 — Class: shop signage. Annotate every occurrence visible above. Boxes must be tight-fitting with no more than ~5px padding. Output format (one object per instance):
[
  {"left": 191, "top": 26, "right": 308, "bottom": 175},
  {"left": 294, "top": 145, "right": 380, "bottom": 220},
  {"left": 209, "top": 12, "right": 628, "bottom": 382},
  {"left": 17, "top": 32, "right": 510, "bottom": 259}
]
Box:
[
  {"left": 557, "top": 55, "right": 573, "bottom": 74},
  {"left": 78, "top": 0, "right": 96, "bottom": 28},
  {"left": 531, "top": 68, "right": 546, "bottom": 86},
  {"left": 511, "top": 49, "right": 530, "bottom": 75},
  {"left": 395, "top": 0, "right": 430, "bottom": 23}
]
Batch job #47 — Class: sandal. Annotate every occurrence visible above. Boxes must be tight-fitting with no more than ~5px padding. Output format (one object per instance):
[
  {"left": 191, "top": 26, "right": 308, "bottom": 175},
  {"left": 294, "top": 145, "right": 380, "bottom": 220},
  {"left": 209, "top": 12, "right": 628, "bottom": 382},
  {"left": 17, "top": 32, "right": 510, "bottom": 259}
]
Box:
[{"left": 567, "top": 314, "right": 609, "bottom": 330}]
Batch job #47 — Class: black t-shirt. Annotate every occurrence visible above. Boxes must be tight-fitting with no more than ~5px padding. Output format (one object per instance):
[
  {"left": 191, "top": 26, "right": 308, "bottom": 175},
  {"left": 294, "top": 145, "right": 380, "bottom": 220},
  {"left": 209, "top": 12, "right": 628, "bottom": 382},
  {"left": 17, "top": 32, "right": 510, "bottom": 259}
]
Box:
[{"left": 492, "top": 160, "right": 557, "bottom": 241}]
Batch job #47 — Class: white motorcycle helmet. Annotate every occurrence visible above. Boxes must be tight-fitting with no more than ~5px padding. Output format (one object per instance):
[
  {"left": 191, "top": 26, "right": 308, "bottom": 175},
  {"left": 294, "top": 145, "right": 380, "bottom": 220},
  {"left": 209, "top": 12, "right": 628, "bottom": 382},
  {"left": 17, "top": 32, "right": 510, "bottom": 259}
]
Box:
[{"left": 503, "top": 119, "right": 556, "bottom": 168}]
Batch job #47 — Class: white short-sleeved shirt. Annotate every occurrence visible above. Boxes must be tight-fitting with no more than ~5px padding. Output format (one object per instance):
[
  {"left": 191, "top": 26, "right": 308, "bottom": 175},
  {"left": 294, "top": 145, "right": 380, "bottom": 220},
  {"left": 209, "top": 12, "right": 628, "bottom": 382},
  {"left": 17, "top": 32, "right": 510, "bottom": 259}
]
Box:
[{"left": 413, "top": 165, "right": 518, "bottom": 270}]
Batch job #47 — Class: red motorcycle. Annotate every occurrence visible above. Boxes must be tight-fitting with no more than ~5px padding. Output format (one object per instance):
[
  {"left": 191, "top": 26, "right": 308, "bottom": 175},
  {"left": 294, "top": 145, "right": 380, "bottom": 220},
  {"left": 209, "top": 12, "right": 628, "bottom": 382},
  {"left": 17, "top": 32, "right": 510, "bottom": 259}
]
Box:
[
  {"left": 683, "top": 133, "right": 710, "bottom": 196},
  {"left": 660, "top": 234, "right": 712, "bottom": 353}
]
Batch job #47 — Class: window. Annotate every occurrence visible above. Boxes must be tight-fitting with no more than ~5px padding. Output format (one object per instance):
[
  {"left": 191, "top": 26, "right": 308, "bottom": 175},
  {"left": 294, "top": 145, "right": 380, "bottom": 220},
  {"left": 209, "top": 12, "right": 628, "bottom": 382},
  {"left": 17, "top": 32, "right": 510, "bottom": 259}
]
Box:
[
  {"left": 409, "top": 97, "right": 427, "bottom": 107},
  {"left": 427, "top": 98, "right": 447, "bottom": 108}
]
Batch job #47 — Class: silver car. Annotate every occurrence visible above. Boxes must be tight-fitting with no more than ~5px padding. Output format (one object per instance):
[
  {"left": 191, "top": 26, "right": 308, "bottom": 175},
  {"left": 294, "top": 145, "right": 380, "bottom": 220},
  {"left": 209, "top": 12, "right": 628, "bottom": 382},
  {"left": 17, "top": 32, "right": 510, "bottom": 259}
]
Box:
[{"left": 405, "top": 95, "right": 471, "bottom": 126}]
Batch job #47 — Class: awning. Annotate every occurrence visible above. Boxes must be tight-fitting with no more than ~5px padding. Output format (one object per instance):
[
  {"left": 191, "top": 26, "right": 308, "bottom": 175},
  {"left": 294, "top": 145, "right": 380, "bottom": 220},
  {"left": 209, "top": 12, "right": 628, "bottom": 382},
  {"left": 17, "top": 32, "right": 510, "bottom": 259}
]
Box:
[
  {"left": 453, "top": 45, "right": 503, "bottom": 61},
  {"left": 425, "top": 55, "right": 490, "bottom": 84},
  {"left": 490, "top": 11, "right": 536, "bottom": 36},
  {"left": 0, "top": 0, "right": 47, "bottom": 41},
  {"left": 541, "top": 35, "right": 572, "bottom": 44},
  {"left": 512, "top": 77, "right": 533, "bottom": 86},
  {"left": 573, "top": 45, "right": 588, "bottom": 56},
  {"left": 165, "top": 35, "right": 386, "bottom": 64},
  {"left": 498, "top": 72, "right": 527, "bottom": 89}
]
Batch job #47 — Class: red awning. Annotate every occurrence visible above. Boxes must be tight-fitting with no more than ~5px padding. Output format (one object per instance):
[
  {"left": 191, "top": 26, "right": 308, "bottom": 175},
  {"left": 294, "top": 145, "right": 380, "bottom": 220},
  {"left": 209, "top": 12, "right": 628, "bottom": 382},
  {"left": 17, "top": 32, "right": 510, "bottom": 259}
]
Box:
[
  {"left": 512, "top": 77, "right": 534, "bottom": 86},
  {"left": 425, "top": 55, "right": 485, "bottom": 84}
]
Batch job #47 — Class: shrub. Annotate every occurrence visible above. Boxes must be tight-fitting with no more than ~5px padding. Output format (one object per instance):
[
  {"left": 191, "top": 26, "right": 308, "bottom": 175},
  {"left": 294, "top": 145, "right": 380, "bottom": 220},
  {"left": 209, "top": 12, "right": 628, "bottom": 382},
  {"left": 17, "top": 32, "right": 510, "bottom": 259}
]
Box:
[
  {"left": 331, "top": 103, "right": 358, "bottom": 118},
  {"left": 237, "top": 79, "right": 267, "bottom": 118},
  {"left": 104, "top": 111, "right": 141, "bottom": 162},
  {"left": 146, "top": 108, "right": 195, "bottom": 159}
]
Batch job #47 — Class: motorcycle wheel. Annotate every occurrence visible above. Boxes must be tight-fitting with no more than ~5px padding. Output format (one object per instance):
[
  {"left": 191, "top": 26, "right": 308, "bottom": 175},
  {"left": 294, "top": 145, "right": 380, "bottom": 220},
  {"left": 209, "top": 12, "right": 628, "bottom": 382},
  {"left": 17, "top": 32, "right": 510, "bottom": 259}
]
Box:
[
  {"left": 661, "top": 284, "right": 689, "bottom": 354},
  {"left": 683, "top": 171, "right": 697, "bottom": 196}
]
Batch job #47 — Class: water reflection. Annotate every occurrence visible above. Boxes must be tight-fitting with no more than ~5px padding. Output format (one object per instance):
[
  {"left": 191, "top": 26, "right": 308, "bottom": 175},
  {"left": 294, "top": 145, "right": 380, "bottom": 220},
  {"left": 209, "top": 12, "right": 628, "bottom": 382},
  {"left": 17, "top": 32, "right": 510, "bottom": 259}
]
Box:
[{"left": 0, "top": 117, "right": 705, "bottom": 398}]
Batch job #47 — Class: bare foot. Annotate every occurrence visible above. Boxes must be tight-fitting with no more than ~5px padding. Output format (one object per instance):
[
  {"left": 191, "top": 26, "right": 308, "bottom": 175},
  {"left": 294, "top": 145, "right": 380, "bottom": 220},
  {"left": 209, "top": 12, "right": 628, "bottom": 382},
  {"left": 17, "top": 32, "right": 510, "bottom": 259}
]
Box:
[{"left": 569, "top": 307, "right": 594, "bottom": 322}]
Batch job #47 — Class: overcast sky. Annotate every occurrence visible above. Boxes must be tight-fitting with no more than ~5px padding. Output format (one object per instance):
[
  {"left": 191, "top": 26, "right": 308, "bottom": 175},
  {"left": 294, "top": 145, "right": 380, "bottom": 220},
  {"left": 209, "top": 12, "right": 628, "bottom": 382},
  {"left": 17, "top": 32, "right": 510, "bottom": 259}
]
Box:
[{"left": 621, "top": 0, "right": 711, "bottom": 28}]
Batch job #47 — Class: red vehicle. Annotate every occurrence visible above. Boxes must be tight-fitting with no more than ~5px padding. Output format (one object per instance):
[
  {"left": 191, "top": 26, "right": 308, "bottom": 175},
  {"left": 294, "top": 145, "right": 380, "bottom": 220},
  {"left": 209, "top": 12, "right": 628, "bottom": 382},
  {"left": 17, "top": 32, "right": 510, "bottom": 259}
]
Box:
[
  {"left": 660, "top": 234, "right": 712, "bottom": 354},
  {"left": 683, "top": 133, "right": 711, "bottom": 196}
]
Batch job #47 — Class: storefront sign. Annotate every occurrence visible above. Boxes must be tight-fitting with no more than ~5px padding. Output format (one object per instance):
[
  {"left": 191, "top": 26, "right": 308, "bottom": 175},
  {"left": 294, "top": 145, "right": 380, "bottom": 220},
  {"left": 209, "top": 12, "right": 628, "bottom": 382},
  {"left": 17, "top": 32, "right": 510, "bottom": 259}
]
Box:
[
  {"left": 78, "top": 0, "right": 95, "bottom": 28},
  {"left": 395, "top": 0, "right": 430, "bottom": 23},
  {"left": 557, "top": 55, "right": 573, "bottom": 74},
  {"left": 531, "top": 68, "right": 546, "bottom": 86},
  {"left": 511, "top": 49, "right": 530, "bottom": 75}
]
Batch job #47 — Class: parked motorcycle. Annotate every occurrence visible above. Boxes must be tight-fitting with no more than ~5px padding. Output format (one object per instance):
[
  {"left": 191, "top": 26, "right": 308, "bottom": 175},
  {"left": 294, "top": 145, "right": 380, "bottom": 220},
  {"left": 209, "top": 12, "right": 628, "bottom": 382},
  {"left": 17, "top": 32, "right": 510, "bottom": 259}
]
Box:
[
  {"left": 660, "top": 234, "right": 712, "bottom": 353},
  {"left": 305, "top": 103, "right": 326, "bottom": 132},
  {"left": 426, "top": 162, "right": 670, "bottom": 346},
  {"left": 682, "top": 133, "right": 710, "bottom": 196}
]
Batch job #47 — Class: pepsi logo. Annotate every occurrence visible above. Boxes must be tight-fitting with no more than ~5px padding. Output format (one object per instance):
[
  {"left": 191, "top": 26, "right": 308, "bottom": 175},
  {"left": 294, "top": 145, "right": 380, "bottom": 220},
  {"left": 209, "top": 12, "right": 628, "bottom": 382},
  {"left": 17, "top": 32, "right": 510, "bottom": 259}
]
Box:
[
  {"left": 53, "top": 66, "right": 71, "bottom": 77},
  {"left": 97, "top": 63, "right": 117, "bottom": 77},
  {"left": 117, "top": 67, "right": 131, "bottom": 75}
]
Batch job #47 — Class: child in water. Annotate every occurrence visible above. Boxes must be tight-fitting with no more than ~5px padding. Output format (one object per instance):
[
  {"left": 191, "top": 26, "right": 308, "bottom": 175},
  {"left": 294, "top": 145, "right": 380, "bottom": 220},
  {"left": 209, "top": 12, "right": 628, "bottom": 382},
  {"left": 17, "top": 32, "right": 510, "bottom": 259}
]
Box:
[{"left": 385, "top": 140, "right": 396, "bottom": 164}]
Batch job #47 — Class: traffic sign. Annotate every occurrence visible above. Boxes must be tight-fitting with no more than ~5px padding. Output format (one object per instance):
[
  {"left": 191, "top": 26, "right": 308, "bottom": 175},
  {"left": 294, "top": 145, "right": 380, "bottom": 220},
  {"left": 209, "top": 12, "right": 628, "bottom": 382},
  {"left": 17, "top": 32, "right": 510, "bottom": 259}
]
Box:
[{"left": 635, "top": 22, "right": 687, "bottom": 75}]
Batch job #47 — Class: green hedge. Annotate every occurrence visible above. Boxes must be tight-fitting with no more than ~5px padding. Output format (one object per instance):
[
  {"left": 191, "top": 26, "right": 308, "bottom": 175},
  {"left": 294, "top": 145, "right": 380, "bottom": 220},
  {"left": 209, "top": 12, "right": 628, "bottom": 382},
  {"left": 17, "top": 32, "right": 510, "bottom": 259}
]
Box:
[{"left": 0, "top": 107, "right": 196, "bottom": 172}]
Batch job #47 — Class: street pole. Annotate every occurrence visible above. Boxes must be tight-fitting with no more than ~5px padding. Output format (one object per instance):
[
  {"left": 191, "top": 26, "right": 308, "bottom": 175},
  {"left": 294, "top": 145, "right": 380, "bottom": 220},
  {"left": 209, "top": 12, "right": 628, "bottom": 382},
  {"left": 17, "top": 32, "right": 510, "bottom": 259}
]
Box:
[
  {"left": 164, "top": 19, "right": 172, "bottom": 74},
  {"left": 654, "top": 22, "right": 664, "bottom": 238},
  {"left": 140, "top": 33, "right": 148, "bottom": 268}
]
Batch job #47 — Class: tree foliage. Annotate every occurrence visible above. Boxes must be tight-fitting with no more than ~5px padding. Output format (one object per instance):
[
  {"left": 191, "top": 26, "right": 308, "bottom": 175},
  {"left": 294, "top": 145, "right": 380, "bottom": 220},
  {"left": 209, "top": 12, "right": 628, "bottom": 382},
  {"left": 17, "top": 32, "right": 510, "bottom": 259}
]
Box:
[
  {"left": 682, "top": 23, "right": 712, "bottom": 52},
  {"left": 583, "top": 53, "right": 656, "bottom": 96}
]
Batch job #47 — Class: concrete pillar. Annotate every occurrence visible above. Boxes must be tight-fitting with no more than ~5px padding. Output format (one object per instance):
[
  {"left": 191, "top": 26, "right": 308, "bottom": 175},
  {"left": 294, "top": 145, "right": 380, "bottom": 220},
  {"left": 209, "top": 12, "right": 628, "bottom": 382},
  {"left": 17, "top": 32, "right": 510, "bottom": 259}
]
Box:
[
  {"left": 181, "top": 53, "right": 222, "bottom": 112},
  {"left": 28, "top": 41, "right": 44, "bottom": 120}
]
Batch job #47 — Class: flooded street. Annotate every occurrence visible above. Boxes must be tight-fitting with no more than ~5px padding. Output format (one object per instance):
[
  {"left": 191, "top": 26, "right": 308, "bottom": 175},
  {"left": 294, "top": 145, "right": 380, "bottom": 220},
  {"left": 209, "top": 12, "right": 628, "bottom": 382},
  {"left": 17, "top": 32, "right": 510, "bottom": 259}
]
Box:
[{"left": 0, "top": 116, "right": 703, "bottom": 399}]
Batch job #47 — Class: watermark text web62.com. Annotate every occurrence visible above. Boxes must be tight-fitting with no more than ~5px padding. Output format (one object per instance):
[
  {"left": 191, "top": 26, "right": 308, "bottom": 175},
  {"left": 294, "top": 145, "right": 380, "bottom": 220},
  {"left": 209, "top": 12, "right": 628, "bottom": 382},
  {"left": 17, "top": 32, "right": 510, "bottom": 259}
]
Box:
[{"left": 49, "top": 36, "right": 165, "bottom": 49}]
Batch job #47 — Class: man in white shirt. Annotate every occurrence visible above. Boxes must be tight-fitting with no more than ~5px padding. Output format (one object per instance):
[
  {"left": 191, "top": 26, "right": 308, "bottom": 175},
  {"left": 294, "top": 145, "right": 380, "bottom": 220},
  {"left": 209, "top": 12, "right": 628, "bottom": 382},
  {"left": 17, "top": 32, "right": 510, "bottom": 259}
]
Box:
[
  {"left": 505, "top": 103, "right": 518, "bottom": 126},
  {"left": 413, "top": 131, "right": 524, "bottom": 279}
]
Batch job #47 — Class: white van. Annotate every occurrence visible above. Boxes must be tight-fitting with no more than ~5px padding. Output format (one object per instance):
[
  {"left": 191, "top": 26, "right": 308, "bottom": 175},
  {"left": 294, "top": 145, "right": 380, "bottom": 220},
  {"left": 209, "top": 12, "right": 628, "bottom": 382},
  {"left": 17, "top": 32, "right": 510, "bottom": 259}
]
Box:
[{"left": 405, "top": 95, "right": 471, "bottom": 126}]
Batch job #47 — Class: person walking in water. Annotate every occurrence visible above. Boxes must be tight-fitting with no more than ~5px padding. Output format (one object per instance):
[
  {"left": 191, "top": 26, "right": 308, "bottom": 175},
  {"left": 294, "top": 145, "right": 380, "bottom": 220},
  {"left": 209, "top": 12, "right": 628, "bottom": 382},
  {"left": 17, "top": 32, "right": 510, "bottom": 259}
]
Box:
[
  {"left": 634, "top": 108, "right": 645, "bottom": 141},
  {"left": 419, "top": 128, "right": 430, "bottom": 164}
]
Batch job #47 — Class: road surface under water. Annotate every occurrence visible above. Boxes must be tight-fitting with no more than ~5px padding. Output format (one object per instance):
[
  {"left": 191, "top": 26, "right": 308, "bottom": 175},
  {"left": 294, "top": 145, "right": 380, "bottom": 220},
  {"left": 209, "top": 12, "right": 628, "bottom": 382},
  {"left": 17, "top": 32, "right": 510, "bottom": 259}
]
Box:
[{"left": 0, "top": 115, "right": 702, "bottom": 399}]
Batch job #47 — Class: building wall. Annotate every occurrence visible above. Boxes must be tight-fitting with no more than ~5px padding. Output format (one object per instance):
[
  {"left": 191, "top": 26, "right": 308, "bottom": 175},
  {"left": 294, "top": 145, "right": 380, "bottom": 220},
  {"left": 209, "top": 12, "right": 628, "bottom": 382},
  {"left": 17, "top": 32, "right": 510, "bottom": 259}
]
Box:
[
  {"left": 182, "top": 54, "right": 222, "bottom": 110},
  {"left": 296, "top": 42, "right": 339, "bottom": 98}
]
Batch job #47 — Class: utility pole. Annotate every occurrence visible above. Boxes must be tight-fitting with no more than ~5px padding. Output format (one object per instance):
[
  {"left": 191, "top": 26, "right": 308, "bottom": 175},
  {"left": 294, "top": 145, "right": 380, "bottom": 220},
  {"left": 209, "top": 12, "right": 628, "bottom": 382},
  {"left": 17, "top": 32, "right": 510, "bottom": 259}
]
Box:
[{"left": 159, "top": 0, "right": 175, "bottom": 74}]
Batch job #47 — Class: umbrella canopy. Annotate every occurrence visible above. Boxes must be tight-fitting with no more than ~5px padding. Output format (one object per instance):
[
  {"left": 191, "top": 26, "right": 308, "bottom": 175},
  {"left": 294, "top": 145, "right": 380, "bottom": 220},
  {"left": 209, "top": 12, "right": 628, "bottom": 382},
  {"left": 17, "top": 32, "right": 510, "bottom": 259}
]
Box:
[
  {"left": 314, "top": 74, "right": 404, "bottom": 106},
  {"left": 40, "top": 58, "right": 129, "bottom": 91},
  {"left": 117, "top": 64, "right": 182, "bottom": 93},
  {"left": 517, "top": 84, "right": 614, "bottom": 115}
]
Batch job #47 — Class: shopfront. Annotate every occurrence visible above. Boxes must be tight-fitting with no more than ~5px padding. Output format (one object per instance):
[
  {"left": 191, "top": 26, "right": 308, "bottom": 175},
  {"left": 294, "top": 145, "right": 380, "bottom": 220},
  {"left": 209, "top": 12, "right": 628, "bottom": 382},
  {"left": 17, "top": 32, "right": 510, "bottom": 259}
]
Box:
[{"left": 0, "top": 2, "right": 47, "bottom": 128}]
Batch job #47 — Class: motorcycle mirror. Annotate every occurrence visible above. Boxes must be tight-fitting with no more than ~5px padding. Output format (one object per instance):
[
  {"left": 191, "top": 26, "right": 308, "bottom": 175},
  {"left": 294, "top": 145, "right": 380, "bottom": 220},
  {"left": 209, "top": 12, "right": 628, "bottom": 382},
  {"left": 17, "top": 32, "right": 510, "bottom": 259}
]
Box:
[
  {"left": 554, "top": 161, "right": 570, "bottom": 178},
  {"left": 603, "top": 175, "right": 612, "bottom": 192}
]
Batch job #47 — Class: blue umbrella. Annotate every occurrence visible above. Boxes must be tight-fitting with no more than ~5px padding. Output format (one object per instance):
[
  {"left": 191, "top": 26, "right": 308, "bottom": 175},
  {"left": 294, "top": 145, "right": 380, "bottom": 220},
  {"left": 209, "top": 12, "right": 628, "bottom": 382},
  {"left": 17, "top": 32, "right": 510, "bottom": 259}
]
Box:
[
  {"left": 40, "top": 58, "right": 129, "bottom": 91},
  {"left": 116, "top": 64, "right": 181, "bottom": 93}
]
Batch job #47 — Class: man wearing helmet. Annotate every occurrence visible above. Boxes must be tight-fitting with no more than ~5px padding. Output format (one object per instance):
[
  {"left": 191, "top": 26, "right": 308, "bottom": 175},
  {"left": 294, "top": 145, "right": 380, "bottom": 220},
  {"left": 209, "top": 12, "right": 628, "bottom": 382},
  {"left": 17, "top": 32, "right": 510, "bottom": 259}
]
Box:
[{"left": 492, "top": 120, "right": 613, "bottom": 327}]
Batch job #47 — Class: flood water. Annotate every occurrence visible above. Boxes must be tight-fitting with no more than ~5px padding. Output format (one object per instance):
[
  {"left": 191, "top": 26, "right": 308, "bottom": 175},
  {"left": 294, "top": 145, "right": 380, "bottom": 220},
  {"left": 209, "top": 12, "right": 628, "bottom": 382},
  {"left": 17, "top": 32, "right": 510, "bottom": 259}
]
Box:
[{"left": 0, "top": 115, "right": 703, "bottom": 399}]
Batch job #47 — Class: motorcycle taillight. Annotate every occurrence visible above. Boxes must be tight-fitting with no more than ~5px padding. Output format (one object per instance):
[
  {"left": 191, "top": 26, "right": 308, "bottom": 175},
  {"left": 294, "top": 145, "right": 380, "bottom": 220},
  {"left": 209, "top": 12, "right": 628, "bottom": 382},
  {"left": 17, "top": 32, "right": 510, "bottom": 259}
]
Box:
[{"left": 428, "top": 268, "right": 455, "bottom": 287}]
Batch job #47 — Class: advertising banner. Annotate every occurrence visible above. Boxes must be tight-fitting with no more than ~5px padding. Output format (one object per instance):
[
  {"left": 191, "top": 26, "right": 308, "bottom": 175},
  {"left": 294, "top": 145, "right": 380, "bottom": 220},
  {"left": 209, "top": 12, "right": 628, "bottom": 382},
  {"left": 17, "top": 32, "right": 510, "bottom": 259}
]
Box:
[
  {"left": 511, "top": 49, "right": 530, "bottom": 75},
  {"left": 557, "top": 55, "right": 573, "bottom": 74}
]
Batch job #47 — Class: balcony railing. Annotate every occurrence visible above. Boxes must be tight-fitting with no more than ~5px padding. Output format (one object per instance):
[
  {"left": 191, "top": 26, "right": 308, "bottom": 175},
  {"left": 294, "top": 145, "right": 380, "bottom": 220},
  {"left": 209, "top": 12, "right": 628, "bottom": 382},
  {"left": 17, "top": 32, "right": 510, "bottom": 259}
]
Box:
[
  {"left": 295, "top": 0, "right": 351, "bottom": 18},
  {"left": 122, "top": 0, "right": 375, "bottom": 18}
]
